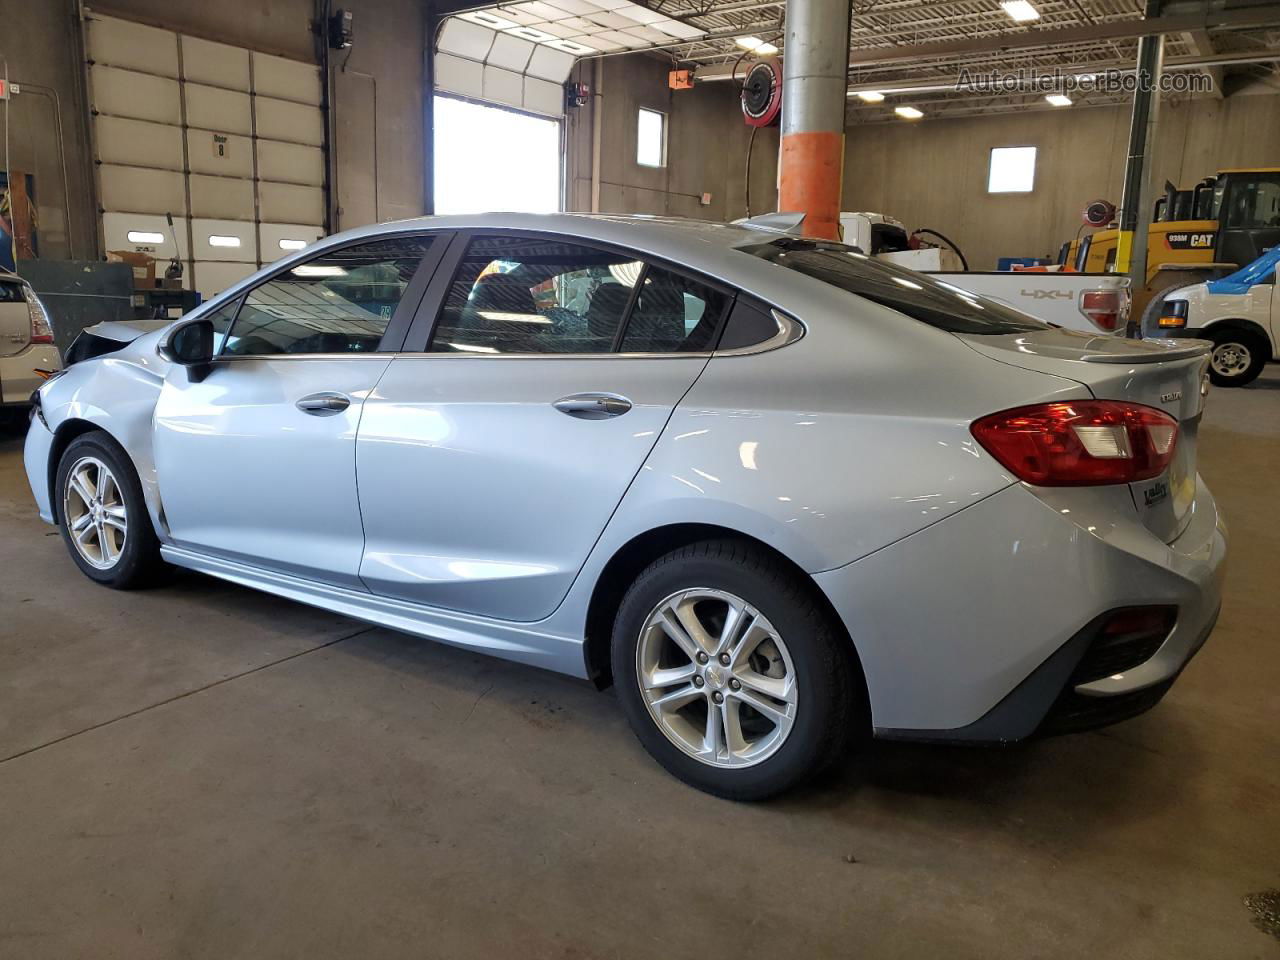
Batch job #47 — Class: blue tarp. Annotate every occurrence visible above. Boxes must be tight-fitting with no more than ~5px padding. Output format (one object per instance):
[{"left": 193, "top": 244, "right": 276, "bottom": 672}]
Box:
[{"left": 1206, "top": 245, "right": 1280, "bottom": 295}]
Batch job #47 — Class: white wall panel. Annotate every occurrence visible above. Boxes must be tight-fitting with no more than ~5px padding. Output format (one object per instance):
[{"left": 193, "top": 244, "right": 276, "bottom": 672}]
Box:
[
  {"left": 185, "top": 84, "right": 253, "bottom": 135},
  {"left": 259, "top": 182, "right": 326, "bottom": 225},
  {"left": 482, "top": 66, "right": 524, "bottom": 108},
  {"left": 189, "top": 175, "right": 256, "bottom": 221},
  {"left": 186, "top": 130, "right": 254, "bottom": 178},
  {"left": 90, "top": 66, "right": 181, "bottom": 124},
  {"left": 255, "top": 97, "right": 325, "bottom": 146},
  {"left": 99, "top": 165, "right": 187, "bottom": 216},
  {"left": 87, "top": 15, "right": 178, "bottom": 77},
  {"left": 191, "top": 218, "right": 258, "bottom": 262},
  {"left": 181, "top": 36, "right": 250, "bottom": 90},
  {"left": 94, "top": 116, "right": 184, "bottom": 170},
  {"left": 438, "top": 18, "right": 496, "bottom": 59},
  {"left": 257, "top": 140, "right": 325, "bottom": 187},
  {"left": 102, "top": 212, "right": 189, "bottom": 260},
  {"left": 259, "top": 223, "right": 326, "bottom": 262},
  {"left": 252, "top": 52, "right": 323, "bottom": 105}
]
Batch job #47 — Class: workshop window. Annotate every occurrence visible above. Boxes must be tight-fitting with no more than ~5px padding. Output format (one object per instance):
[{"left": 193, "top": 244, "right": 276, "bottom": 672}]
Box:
[
  {"left": 988, "top": 146, "right": 1037, "bottom": 193},
  {"left": 637, "top": 108, "right": 667, "bottom": 168}
]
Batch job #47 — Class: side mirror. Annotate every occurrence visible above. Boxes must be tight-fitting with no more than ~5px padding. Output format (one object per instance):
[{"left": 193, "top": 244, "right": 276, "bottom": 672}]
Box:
[{"left": 159, "top": 318, "right": 214, "bottom": 382}]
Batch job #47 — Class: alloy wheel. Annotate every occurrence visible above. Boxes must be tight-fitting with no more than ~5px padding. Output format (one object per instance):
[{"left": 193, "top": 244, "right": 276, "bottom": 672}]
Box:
[
  {"left": 635, "top": 588, "right": 798, "bottom": 768},
  {"left": 62, "top": 455, "right": 128, "bottom": 570}
]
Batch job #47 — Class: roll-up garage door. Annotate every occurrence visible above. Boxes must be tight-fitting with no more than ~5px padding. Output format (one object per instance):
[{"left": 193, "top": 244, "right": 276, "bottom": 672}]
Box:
[{"left": 85, "top": 12, "right": 327, "bottom": 300}]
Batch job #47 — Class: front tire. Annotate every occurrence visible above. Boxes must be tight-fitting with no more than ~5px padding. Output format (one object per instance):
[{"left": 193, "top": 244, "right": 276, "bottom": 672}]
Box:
[
  {"left": 1206, "top": 328, "right": 1268, "bottom": 387},
  {"left": 55, "top": 431, "right": 168, "bottom": 588},
  {"left": 611, "top": 540, "right": 862, "bottom": 800}
]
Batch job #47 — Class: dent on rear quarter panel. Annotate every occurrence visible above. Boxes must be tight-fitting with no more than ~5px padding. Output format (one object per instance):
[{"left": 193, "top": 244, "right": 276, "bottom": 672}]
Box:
[{"left": 602, "top": 289, "right": 1090, "bottom": 573}]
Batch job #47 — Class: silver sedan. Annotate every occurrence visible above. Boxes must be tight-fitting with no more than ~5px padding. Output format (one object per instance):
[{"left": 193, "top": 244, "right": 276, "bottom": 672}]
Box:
[{"left": 24, "top": 214, "right": 1226, "bottom": 799}]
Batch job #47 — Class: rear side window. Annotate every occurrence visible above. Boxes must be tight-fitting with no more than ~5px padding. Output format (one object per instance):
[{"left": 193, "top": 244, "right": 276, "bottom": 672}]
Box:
[
  {"left": 222, "top": 236, "right": 431, "bottom": 356},
  {"left": 619, "top": 266, "right": 728, "bottom": 353},
  {"left": 741, "top": 238, "right": 1048, "bottom": 335},
  {"left": 430, "top": 236, "right": 641, "bottom": 355},
  {"left": 0, "top": 280, "right": 26, "bottom": 303}
]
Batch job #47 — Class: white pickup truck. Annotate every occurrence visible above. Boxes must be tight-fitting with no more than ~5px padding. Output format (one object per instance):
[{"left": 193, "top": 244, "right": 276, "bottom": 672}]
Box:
[{"left": 929, "top": 270, "right": 1131, "bottom": 336}]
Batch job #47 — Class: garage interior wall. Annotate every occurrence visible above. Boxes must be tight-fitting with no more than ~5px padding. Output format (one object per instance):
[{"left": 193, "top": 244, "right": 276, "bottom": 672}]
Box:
[
  {"left": 572, "top": 53, "right": 1280, "bottom": 269},
  {"left": 0, "top": 0, "right": 426, "bottom": 269}
]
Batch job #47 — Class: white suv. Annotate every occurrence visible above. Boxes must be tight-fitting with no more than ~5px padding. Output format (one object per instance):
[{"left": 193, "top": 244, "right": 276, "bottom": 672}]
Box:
[{"left": 0, "top": 271, "right": 61, "bottom": 415}]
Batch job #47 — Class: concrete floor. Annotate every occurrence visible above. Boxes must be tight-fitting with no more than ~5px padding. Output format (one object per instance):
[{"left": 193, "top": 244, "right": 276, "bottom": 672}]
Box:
[{"left": 2, "top": 371, "right": 1278, "bottom": 960}]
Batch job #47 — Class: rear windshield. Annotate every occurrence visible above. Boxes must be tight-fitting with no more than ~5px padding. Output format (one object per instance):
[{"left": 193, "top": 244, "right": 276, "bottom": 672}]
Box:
[{"left": 740, "top": 238, "right": 1050, "bottom": 335}]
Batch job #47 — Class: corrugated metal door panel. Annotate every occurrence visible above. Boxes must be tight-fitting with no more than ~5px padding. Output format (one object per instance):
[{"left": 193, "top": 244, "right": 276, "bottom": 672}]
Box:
[
  {"left": 90, "top": 65, "right": 181, "bottom": 124},
  {"left": 181, "top": 35, "right": 251, "bottom": 90},
  {"left": 94, "top": 116, "right": 184, "bottom": 170},
  {"left": 251, "top": 52, "right": 323, "bottom": 105},
  {"left": 192, "top": 261, "right": 258, "bottom": 300},
  {"left": 254, "top": 97, "right": 324, "bottom": 147},
  {"left": 191, "top": 218, "right": 258, "bottom": 262},
  {"left": 256, "top": 140, "right": 325, "bottom": 187},
  {"left": 186, "top": 129, "right": 254, "bottom": 178},
  {"left": 99, "top": 165, "right": 188, "bottom": 216},
  {"left": 189, "top": 175, "right": 256, "bottom": 221},
  {"left": 87, "top": 15, "right": 179, "bottom": 77},
  {"left": 259, "top": 182, "right": 326, "bottom": 226},
  {"left": 259, "top": 223, "right": 325, "bottom": 262},
  {"left": 102, "top": 212, "right": 190, "bottom": 261},
  {"left": 185, "top": 83, "right": 253, "bottom": 136}
]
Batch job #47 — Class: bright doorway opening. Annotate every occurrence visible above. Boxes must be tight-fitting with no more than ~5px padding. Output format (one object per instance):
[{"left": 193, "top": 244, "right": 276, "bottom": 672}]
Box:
[{"left": 433, "top": 95, "right": 562, "bottom": 215}]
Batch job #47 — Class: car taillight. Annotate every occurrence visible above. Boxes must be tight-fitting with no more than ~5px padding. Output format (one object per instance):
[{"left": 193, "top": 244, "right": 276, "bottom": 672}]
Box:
[
  {"left": 1079, "top": 289, "right": 1121, "bottom": 332},
  {"left": 971, "top": 401, "right": 1179, "bottom": 486},
  {"left": 23, "top": 286, "right": 54, "bottom": 344}
]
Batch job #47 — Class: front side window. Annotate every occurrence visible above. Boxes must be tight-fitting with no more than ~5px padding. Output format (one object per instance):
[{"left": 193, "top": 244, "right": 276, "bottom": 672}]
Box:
[
  {"left": 221, "top": 236, "right": 431, "bottom": 356},
  {"left": 619, "top": 267, "right": 729, "bottom": 353},
  {"left": 742, "top": 237, "right": 1048, "bottom": 336},
  {"left": 430, "top": 236, "right": 642, "bottom": 355},
  {"left": 1223, "top": 175, "right": 1280, "bottom": 229}
]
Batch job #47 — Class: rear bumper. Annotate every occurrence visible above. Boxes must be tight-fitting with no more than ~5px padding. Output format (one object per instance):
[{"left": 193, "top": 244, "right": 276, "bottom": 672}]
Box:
[
  {"left": 814, "top": 477, "right": 1226, "bottom": 740},
  {"left": 0, "top": 343, "right": 61, "bottom": 405}
]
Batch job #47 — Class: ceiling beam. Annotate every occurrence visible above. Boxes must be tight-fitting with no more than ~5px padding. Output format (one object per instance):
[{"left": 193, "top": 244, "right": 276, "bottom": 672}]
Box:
[{"left": 1183, "top": 29, "right": 1225, "bottom": 97}]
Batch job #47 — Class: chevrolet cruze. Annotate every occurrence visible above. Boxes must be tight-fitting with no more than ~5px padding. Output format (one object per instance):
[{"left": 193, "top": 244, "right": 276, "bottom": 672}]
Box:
[{"left": 25, "top": 214, "right": 1226, "bottom": 799}]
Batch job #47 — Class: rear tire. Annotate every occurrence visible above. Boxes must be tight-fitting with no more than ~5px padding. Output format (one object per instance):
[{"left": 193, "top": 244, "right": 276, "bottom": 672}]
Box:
[
  {"left": 611, "top": 539, "right": 863, "bottom": 800},
  {"left": 55, "top": 431, "right": 169, "bottom": 588},
  {"left": 1206, "top": 327, "right": 1268, "bottom": 387}
]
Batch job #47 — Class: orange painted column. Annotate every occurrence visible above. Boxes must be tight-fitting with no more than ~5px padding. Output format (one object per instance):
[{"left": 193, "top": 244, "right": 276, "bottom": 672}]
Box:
[
  {"left": 778, "top": 132, "right": 845, "bottom": 241},
  {"left": 777, "top": 0, "right": 853, "bottom": 242}
]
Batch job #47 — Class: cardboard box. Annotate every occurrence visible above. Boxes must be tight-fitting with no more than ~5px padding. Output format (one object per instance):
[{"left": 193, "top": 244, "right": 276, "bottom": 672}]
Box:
[{"left": 107, "top": 250, "right": 157, "bottom": 289}]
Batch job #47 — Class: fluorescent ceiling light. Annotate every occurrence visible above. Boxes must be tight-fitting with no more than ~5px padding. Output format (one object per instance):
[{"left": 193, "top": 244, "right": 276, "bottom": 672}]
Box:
[
  {"left": 208, "top": 235, "right": 241, "bottom": 247},
  {"left": 278, "top": 238, "right": 308, "bottom": 251},
  {"left": 856, "top": 91, "right": 885, "bottom": 103},
  {"left": 1046, "top": 93, "right": 1072, "bottom": 106},
  {"left": 507, "top": 26, "right": 557, "bottom": 41},
  {"left": 127, "top": 230, "right": 165, "bottom": 244},
  {"left": 895, "top": 106, "right": 923, "bottom": 119},
  {"left": 547, "top": 38, "right": 597, "bottom": 54},
  {"left": 291, "top": 265, "right": 347, "bottom": 277},
  {"left": 735, "top": 36, "right": 763, "bottom": 50},
  {"left": 755, "top": 41, "right": 778, "bottom": 55},
  {"left": 1000, "top": 0, "right": 1040, "bottom": 22}
]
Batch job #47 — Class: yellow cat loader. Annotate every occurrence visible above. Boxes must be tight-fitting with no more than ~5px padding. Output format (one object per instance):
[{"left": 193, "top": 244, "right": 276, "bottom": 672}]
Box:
[{"left": 1064, "top": 168, "right": 1280, "bottom": 327}]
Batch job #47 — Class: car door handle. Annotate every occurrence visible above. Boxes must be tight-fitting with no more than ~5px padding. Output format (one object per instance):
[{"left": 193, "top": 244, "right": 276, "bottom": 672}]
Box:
[
  {"left": 553, "top": 393, "right": 632, "bottom": 420},
  {"left": 296, "top": 392, "right": 351, "bottom": 416}
]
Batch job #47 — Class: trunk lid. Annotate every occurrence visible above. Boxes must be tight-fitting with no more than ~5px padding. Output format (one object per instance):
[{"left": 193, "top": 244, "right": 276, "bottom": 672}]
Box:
[
  {"left": 960, "top": 329, "right": 1211, "bottom": 543},
  {"left": 0, "top": 276, "right": 31, "bottom": 357}
]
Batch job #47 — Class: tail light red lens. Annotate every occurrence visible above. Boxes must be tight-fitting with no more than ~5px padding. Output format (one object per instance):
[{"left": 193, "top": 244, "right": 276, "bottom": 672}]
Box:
[
  {"left": 23, "top": 286, "right": 55, "bottom": 344},
  {"left": 1079, "top": 290, "right": 1121, "bottom": 331},
  {"left": 971, "top": 401, "right": 1179, "bottom": 486}
]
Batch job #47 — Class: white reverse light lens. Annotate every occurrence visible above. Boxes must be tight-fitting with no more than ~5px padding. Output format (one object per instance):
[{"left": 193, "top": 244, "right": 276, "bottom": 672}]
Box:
[
  {"left": 1001, "top": 0, "right": 1040, "bottom": 21},
  {"left": 1072, "top": 425, "right": 1132, "bottom": 459}
]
